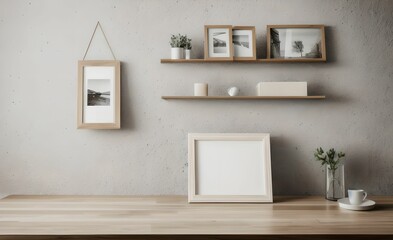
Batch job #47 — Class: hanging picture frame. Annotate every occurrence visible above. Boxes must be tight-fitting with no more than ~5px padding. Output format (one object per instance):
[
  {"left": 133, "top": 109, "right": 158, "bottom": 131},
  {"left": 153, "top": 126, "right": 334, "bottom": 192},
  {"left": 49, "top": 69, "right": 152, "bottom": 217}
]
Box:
[
  {"left": 188, "top": 133, "right": 273, "bottom": 203},
  {"left": 77, "top": 60, "right": 120, "bottom": 129},
  {"left": 267, "top": 25, "right": 326, "bottom": 61},
  {"left": 232, "top": 26, "right": 257, "bottom": 60},
  {"left": 77, "top": 22, "right": 121, "bottom": 129},
  {"left": 204, "top": 25, "right": 234, "bottom": 60}
]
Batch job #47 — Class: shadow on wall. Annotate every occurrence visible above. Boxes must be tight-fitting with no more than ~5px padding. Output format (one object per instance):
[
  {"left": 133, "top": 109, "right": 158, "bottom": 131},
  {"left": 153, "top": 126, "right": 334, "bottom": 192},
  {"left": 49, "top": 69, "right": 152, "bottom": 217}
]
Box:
[
  {"left": 345, "top": 149, "right": 371, "bottom": 191},
  {"left": 270, "top": 135, "right": 320, "bottom": 195},
  {"left": 308, "top": 81, "right": 350, "bottom": 104},
  {"left": 256, "top": 32, "right": 266, "bottom": 59},
  {"left": 345, "top": 148, "right": 392, "bottom": 195},
  {"left": 120, "top": 62, "right": 135, "bottom": 130},
  {"left": 325, "top": 26, "right": 337, "bottom": 64},
  {"left": 271, "top": 139, "right": 392, "bottom": 196}
]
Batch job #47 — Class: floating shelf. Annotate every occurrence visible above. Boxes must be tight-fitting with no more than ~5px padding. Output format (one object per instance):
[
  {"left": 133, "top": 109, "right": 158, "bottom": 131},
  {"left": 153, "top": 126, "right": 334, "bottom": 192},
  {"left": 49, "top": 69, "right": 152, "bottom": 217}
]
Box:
[
  {"left": 160, "top": 59, "right": 326, "bottom": 63},
  {"left": 162, "top": 96, "right": 326, "bottom": 100}
]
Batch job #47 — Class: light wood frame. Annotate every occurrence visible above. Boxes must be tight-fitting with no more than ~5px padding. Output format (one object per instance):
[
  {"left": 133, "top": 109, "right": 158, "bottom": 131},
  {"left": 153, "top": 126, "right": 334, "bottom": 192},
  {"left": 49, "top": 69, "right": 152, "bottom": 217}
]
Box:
[
  {"left": 204, "top": 25, "right": 234, "bottom": 61},
  {"left": 232, "top": 26, "right": 257, "bottom": 60},
  {"left": 267, "top": 25, "right": 326, "bottom": 61},
  {"left": 77, "top": 60, "right": 121, "bottom": 129},
  {"left": 188, "top": 133, "right": 272, "bottom": 203}
]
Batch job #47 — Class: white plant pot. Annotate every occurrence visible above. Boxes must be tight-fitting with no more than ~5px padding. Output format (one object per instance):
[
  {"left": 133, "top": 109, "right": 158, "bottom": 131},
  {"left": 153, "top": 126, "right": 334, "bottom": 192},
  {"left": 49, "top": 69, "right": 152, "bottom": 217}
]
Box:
[
  {"left": 185, "top": 49, "right": 191, "bottom": 59},
  {"left": 171, "top": 47, "right": 184, "bottom": 59}
]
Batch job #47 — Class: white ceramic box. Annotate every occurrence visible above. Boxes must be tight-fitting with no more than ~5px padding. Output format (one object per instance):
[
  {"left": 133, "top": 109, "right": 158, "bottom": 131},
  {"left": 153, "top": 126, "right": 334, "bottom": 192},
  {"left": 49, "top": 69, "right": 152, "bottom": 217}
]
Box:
[{"left": 257, "top": 82, "right": 307, "bottom": 96}]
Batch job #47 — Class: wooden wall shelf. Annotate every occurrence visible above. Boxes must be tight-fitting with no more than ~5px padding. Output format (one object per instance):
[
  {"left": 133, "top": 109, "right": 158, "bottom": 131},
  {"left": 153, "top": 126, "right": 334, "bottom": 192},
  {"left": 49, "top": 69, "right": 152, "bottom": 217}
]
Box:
[
  {"left": 160, "top": 58, "right": 326, "bottom": 63},
  {"left": 162, "top": 96, "right": 325, "bottom": 100}
]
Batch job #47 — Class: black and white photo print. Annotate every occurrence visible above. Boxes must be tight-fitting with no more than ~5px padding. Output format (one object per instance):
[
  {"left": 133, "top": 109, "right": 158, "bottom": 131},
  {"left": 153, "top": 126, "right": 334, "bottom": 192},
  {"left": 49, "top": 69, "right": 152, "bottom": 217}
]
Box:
[
  {"left": 205, "top": 25, "right": 233, "bottom": 60},
  {"left": 87, "top": 79, "right": 111, "bottom": 106},
  {"left": 232, "top": 27, "right": 256, "bottom": 60},
  {"left": 270, "top": 27, "right": 324, "bottom": 59}
]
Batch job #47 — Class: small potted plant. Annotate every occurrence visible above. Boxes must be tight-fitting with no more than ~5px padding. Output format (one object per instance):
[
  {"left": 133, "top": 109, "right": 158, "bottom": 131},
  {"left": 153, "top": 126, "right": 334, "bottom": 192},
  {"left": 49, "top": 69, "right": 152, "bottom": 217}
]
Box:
[
  {"left": 314, "top": 147, "right": 346, "bottom": 201},
  {"left": 170, "top": 34, "right": 187, "bottom": 59},
  {"left": 184, "top": 37, "right": 192, "bottom": 59}
]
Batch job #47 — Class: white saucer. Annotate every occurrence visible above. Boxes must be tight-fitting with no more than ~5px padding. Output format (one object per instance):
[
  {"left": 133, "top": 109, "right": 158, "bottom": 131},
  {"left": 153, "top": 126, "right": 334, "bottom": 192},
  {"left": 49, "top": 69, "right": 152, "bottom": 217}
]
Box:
[{"left": 338, "top": 198, "right": 376, "bottom": 211}]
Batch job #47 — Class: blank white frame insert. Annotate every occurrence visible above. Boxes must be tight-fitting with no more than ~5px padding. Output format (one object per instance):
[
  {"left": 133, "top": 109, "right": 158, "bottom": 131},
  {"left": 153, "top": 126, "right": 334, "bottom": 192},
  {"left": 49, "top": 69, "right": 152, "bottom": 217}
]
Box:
[{"left": 188, "top": 133, "right": 273, "bottom": 203}]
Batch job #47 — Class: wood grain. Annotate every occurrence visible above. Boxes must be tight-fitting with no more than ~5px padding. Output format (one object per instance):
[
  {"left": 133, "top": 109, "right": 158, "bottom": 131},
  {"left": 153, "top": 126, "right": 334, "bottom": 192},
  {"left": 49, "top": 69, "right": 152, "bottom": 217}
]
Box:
[
  {"left": 188, "top": 133, "right": 272, "bottom": 203},
  {"left": 77, "top": 60, "right": 121, "bottom": 129},
  {"left": 0, "top": 195, "right": 392, "bottom": 239},
  {"left": 161, "top": 96, "right": 326, "bottom": 100},
  {"left": 0, "top": 236, "right": 393, "bottom": 240},
  {"left": 232, "top": 26, "right": 257, "bottom": 61},
  {"left": 204, "top": 25, "right": 234, "bottom": 61},
  {"left": 160, "top": 58, "right": 327, "bottom": 63}
]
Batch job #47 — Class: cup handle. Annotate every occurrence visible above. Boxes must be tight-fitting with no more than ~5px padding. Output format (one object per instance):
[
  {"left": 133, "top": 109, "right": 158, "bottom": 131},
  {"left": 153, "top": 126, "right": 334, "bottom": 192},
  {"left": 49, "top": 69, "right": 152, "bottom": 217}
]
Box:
[{"left": 363, "top": 191, "right": 368, "bottom": 201}]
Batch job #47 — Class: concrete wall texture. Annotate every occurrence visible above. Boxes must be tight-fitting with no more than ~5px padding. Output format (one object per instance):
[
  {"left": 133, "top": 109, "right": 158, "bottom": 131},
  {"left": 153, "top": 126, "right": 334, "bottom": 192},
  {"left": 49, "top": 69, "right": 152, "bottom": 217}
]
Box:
[{"left": 0, "top": 0, "right": 393, "bottom": 197}]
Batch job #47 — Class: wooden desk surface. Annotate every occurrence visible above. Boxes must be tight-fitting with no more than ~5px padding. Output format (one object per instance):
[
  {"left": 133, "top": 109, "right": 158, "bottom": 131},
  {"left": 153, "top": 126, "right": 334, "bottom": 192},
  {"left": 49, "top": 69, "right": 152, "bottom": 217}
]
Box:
[{"left": 0, "top": 195, "right": 392, "bottom": 239}]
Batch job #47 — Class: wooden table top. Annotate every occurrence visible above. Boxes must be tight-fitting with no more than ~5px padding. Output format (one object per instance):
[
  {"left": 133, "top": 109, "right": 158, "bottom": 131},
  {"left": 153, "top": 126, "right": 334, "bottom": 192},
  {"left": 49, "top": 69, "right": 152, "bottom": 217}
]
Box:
[{"left": 0, "top": 195, "right": 392, "bottom": 239}]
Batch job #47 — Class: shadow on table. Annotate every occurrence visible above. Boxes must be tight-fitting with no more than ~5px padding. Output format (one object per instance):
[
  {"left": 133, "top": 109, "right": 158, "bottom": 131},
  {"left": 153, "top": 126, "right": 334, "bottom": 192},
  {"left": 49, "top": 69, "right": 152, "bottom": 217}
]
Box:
[{"left": 374, "top": 204, "right": 393, "bottom": 211}]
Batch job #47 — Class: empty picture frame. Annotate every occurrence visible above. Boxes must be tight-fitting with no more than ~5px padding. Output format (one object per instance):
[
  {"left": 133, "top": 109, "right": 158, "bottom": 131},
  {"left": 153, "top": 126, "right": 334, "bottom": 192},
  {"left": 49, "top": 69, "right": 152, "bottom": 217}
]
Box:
[
  {"left": 232, "top": 26, "right": 257, "bottom": 60},
  {"left": 77, "top": 60, "right": 121, "bottom": 129},
  {"left": 267, "top": 25, "right": 326, "bottom": 61},
  {"left": 188, "top": 133, "right": 272, "bottom": 203},
  {"left": 204, "top": 25, "right": 234, "bottom": 60}
]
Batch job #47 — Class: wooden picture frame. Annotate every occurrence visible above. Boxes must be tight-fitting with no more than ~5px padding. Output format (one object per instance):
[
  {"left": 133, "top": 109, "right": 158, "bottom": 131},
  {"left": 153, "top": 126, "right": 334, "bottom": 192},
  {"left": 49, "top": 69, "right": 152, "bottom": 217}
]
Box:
[
  {"left": 232, "top": 26, "right": 256, "bottom": 60},
  {"left": 204, "top": 25, "right": 234, "bottom": 61},
  {"left": 267, "top": 25, "right": 326, "bottom": 61},
  {"left": 77, "top": 60, "right": 121, "bottom": 129},
  {"left": 188, "top": 133, "right": 273, "bottom": 203}
]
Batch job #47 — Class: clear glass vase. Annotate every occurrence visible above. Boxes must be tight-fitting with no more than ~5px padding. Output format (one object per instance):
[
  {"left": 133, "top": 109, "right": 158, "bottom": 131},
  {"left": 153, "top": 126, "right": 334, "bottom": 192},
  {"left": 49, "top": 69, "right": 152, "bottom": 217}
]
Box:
[{"left": 325, "top": 164, "right": 345, "bottom": 201}]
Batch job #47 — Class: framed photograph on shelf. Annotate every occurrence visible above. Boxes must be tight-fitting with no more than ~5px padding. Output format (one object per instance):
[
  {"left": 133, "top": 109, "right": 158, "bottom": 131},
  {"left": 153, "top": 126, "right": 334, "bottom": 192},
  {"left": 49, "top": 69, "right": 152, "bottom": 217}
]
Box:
[
  {"left": 232, "top": 26, "right": 256, "bottom": 60},
  {"left": 204, "top": 25, "right": 233, "bottom": 60},
  {"left": 188, "top": 133, "right": 272, "bottom": 203},
  {"left": 77, "top": 60, "right": 121, "bottom": 129},
  {"left": 267, "top": 25, "right": 326, "bottom": 61}
]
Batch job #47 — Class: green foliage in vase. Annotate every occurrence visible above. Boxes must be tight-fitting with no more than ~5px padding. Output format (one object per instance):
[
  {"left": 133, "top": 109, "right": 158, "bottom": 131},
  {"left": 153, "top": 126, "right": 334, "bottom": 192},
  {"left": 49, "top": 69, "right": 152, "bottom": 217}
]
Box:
[
  {"left": 184, "top": 37, "right": 192, "bottom": 50},
  {"left": 314, "top": 147, "right": 345, "bottom": 171},
  {"left": 170, "top": 34, "right": 188, "bottom": 48}
]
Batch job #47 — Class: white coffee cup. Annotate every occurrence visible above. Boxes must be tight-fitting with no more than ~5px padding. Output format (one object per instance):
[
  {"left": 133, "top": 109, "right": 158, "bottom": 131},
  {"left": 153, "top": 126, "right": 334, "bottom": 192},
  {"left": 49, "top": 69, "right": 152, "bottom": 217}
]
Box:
[{"left": 348, "top": 189, "right": 367, "bottom": 205}]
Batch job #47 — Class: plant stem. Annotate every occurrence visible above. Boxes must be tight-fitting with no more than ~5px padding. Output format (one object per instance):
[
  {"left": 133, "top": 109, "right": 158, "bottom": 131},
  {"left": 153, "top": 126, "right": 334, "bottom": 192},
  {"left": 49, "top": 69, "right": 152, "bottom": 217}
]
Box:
[{"left": 332, "top": 169, "right": 336, "bottom": 199}]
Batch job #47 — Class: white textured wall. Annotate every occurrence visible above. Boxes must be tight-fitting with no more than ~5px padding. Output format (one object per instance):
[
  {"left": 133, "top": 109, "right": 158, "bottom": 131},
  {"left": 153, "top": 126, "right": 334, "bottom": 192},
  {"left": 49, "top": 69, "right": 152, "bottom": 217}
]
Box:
[{"left": 0, "top": 0, "right": 392, "bottom": 197}]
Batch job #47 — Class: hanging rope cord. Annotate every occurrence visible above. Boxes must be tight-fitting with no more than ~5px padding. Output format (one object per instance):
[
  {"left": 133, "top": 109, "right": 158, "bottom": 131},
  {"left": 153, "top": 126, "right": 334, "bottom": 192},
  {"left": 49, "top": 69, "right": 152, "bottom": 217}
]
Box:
[{"left": 82, "top": 21, "right": 116, "bottom": 60}]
